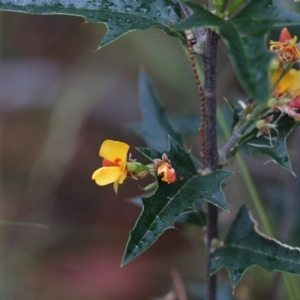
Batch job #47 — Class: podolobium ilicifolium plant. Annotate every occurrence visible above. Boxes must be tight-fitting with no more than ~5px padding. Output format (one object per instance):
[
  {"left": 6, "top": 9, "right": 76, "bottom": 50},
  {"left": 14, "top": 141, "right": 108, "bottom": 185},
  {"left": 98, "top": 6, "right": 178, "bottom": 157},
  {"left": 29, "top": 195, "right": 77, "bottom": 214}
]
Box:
[{"left": 3, "top": 0, "right": 300, "bottom": 299}]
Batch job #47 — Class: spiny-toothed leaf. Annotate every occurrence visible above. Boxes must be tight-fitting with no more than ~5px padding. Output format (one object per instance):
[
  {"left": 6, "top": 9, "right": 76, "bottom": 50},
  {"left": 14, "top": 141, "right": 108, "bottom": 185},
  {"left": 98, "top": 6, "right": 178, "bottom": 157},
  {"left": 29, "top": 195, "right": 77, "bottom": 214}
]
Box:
[
  {"left": 210, "top": 204, "right": 300, "bottom": 288},
  {"left": 0, "top": 0, "right": 184, "bottom": 47},
  {"left": 129, "top": 196, "right": 206, "bottom": 226},
  {"left": 239, "top": 115, "right": 299, "bottom": 173},
  {"left": 175, "top": 200, "right": 206, "bottom": 227},
  {"left": 121, "top": 137, "right": 232, "bottom": 266},
  {"left": 176, "top": 1, "right": 300, "bottom": 102},
  {"left": 137, "top": 70, "right": 184, "bottom": 151}
]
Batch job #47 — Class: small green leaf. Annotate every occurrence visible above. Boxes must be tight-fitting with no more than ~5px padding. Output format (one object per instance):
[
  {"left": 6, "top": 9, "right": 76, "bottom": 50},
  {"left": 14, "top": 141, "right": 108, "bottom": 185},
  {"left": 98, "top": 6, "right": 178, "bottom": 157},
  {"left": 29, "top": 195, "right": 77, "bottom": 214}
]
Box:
[
  {"left": 0, "top": 0, "right": 184, "bottom": 47},
  {"left": 239, "top": 115, "right": 299, "bottom": 173},
  {"left": 121, "top": 137, "right": 232, "bottom": 266},
  {"left": 176, "top": 1, "right": 300, "bottom": 102},
  {"left": 210, "top": 204, "right": 300, "bottom": 288}
]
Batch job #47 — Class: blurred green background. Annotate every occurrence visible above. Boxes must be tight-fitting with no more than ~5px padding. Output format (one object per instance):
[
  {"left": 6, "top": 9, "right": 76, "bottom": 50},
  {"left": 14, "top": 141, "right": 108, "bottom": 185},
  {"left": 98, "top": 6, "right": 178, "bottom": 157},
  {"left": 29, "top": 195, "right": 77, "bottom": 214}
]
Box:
[{"left": 0, "top": 1, "right": 300, "bottom": 299}]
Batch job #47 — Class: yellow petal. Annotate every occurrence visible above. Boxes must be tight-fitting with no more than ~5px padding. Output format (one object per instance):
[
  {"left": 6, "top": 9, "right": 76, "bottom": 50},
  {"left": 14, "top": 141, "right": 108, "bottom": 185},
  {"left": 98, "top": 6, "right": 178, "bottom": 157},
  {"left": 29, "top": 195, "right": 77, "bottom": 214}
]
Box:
[
  {"left": 118, "top": 169, "right": 128, "bottom": 184},
  {"left": 289, "top": 70, "right": 300, "bottom": 97},
  {"left": 99, "top": 140, "right": 129, "bottom": 166},
  {"left": 272, "top": 69, "right": 295, "bottom": 95},
  {"left": 92, "top": 166, "right": 122, "bottom": 186}
]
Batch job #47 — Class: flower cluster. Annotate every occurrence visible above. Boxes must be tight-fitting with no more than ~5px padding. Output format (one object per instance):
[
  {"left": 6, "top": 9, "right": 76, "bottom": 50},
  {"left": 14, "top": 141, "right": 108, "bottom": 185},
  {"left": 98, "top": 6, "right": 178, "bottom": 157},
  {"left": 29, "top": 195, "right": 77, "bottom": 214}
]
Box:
[
  {"left": 269, "top": 28, "right": 300, "bottom": 121},
  {"left": 92, "top": 140, "right": 176, "bottom": 193},
  {"left": 270, "top": 27, "right": 300, "bottom": 65}
]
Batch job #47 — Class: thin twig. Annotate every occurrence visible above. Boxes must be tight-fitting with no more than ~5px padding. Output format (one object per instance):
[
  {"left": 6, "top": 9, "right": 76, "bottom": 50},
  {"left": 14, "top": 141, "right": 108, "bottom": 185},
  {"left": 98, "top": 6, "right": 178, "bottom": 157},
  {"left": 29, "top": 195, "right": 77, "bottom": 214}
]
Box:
[
  {"left": 185, "top": 36, "right": 206, "bottom": 165},
  {"left": 181, "top": 3, "right": 206, "bottom": 165},
  {"left": 170, "top": 269, "right": 188, "bottom": 300}
]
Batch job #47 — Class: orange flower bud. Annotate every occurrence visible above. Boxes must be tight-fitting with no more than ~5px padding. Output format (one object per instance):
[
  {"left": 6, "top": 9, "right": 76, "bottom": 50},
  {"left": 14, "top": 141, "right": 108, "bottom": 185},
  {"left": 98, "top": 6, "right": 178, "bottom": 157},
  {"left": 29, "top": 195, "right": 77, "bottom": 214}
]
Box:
[
  {"left": 157, "top": 162, "right": 177, "bottom": 184},
  {"left": 154, "top": 153, "right": 177, "bottom": 184}
]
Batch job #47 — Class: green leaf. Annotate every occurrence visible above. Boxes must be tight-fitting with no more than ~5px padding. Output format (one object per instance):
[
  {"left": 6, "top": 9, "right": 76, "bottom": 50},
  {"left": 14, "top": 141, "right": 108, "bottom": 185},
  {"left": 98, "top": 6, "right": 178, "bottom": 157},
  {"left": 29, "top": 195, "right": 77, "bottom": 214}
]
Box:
[
  {"left": 121, "top": 137, "right": 232, "bottom": 266},
  {"left": 210, "top": 204, "right": 300, "bottom": 288},
  {"left": 176, "top": 1, "right": 300, "bottom": 102},
  {"left": 136, "top": 70, "right": 184, "bottom": 151},
  {"left": 0, "top": 0, "right": 184, "bottom": 47},
  {"left": 239, "top": 115, "right": 299, "bottom": 173},
  {"left": 135, "top": 71, "right": 201, "bottom": 168},
  {"left": 129, "top": 196, "right": 206, "bottom": 226},
  {"left": 175, "top": 200, "right": 206, "bottom": 226}
]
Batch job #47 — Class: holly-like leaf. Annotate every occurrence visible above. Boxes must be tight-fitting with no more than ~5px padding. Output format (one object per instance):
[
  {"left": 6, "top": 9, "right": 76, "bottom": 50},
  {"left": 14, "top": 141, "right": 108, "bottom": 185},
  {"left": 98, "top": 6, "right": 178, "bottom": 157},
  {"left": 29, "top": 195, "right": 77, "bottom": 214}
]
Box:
[
  {"left": 136, "top": 70, "right": 184, "bottom": 151},
  {"left": 175, "top": 200, "right": 206, "bottom": 226},
  {"left": 129, "top": 196, "right": 206, "bottom": 226},
  {"left": 210, "top": 204, "right": 300, "bottom": 288},
  {"left": 121, "top": 137, "right": 232, "bottom": 266},
  {"left": 239, "top": 115, "right": 299, "bottom": 173},
  {"left": 176, "top": 1, "right": 300, "bottom": 102},
  {"left": 0, "top": 0, "right": 184, "bottom": 47}
]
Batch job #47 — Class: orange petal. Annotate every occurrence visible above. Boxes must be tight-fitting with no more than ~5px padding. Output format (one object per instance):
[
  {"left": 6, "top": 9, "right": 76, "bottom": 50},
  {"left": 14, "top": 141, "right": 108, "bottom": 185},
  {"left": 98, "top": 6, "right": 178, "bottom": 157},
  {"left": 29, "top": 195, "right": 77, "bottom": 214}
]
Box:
[
  {"left": 92, "top": 166, "right": 122, "bottom": 186},
  {"left": 99, "top": 140, "right": 129, "bottom": 166}
]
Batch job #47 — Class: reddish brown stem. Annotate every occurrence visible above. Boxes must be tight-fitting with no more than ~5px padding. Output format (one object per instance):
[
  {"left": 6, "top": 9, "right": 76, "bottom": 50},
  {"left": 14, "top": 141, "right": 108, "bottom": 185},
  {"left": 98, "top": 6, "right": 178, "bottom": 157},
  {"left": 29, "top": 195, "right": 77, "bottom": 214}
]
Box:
[{"left": 186, "top": 38, "right": 206, "bottom": 166}]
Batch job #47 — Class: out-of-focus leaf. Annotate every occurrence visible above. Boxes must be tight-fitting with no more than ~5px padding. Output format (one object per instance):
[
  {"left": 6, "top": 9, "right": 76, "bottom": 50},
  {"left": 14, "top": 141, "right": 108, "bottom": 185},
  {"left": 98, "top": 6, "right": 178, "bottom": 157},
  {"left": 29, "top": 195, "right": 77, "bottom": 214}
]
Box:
[
  {"left": 128, "top": 114, "right": 200, "bottom": 139},
  {"left": 135, "top": 71, "right": 201, "bottom": 169},
  {"left": 210, "top": 204, "right": 300, "bottom": 288},
  {"left": 121, "top": 137, "right": 232, "bottom": 266},
  {"left": 137, "top": 70, "right": 184, "bottom": 151},
  {"left": 176, "top": 1, "right": 300, "bottom": 102},
  {"left": 172, "top": 113, "right": 200, "bottom": 137},
  {"left": 0, "top": 0, "right": 184, "bottom": 47},
  {"left": 239, "top": 115, "right": 299, "bottom": 173}
]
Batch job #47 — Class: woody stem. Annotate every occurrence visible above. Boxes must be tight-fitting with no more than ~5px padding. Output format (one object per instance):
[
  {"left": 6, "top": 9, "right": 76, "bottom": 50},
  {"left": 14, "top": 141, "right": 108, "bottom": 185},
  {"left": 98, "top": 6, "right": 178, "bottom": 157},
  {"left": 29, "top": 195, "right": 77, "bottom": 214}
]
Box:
[{"left": 202, "top": 4, "right": 219, "bottom": 300}]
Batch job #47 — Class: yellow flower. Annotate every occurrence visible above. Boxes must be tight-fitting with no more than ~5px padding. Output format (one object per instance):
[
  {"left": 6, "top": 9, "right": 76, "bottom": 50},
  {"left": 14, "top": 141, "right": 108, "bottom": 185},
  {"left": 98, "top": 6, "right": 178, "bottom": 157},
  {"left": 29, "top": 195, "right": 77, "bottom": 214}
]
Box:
[{"left": 92, "top": 140, "right": 129, "bottom": 194}]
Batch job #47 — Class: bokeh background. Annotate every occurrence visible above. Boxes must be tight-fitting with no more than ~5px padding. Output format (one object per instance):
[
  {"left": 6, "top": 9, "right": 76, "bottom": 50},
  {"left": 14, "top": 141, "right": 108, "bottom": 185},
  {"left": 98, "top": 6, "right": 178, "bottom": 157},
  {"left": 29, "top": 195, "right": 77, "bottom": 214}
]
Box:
[{"left": 0, "top": 1, "right": 300, "bottom": 299}]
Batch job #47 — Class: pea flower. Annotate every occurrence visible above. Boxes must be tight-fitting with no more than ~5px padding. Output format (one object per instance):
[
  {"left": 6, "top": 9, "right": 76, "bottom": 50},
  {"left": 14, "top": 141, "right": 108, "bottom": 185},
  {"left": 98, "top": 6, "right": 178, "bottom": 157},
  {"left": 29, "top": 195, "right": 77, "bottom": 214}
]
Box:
[
  {"left": 270, "top": 27, "right": 300, "bottom": 63},
  {"left": 154, "top": 153, "right": 176, "bottom": 184},
  {"left": 92, "top": 140, "right": 129, "bottom": 194}
]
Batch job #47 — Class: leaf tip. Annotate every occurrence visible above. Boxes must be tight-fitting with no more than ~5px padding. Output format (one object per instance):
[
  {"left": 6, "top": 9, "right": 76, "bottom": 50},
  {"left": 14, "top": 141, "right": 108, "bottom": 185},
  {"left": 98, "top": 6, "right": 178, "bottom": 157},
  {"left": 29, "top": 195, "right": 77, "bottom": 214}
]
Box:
[{"left": 120, "top": 255, "right": 132, "bottom": 267}]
